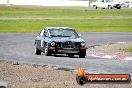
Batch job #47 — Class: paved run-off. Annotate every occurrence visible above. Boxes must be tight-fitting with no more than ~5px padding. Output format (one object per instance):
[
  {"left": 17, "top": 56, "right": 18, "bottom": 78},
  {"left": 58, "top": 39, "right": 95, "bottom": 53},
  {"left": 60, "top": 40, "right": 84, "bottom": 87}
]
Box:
[{"left": 0, "top": 33, "right": 132, "bottom": 75}]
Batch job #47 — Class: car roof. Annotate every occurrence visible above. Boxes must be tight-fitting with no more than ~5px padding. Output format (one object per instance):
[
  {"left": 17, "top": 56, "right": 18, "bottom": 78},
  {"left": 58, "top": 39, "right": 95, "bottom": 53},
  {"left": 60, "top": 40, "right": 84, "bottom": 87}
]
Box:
[{"left": 45, "top": 27, "right": 74, "bottom": 30}]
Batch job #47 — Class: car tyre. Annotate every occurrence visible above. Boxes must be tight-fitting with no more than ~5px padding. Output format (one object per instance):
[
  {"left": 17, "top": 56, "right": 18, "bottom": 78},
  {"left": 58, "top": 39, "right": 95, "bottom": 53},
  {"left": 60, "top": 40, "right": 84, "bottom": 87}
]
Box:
[
  {"left": 79, "top": 53, "right": 85, "bottom": 58},
  {"left": 45, "top": 43, "right": 52, "bottom": 56},
  {"left": 108, "top": 5, "right": 112, "bottom": 9},
  {"left": 93, "top": 5, "right": 97, "bottom": 9},
  {"left": 117, "top": 6, "right": 121, "bottom": 9},
  {"left": 35, "top": 47, "right": 41, "bottom": 55}
]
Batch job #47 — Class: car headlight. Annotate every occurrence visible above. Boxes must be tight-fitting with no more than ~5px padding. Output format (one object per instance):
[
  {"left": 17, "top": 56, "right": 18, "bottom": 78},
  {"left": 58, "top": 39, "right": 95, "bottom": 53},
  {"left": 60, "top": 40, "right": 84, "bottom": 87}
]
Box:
[
  {"left": 81, "top": 42, "right": 85, "bottom": 47},
  {"left": 51, "top": 41, "right": 56, "bottom": 46}
]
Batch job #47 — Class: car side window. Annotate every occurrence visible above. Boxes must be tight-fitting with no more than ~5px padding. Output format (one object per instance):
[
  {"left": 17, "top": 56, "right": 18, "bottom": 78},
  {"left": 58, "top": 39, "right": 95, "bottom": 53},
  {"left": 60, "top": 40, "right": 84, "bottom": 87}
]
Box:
[{"left": 44, "top": 30, "right": 48, "bottom": 37}]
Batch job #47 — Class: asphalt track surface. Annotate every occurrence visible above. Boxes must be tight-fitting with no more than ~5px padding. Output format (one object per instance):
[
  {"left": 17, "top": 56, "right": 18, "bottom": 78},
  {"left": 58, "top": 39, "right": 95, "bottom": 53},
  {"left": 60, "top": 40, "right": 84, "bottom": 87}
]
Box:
[{"left": 0, "top": 32, "right": 132, "bottom": 75}]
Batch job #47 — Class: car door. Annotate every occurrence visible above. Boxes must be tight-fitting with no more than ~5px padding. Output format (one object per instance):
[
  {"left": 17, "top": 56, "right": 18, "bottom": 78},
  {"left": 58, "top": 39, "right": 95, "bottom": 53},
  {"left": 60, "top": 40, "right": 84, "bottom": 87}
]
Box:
[
  {"left": 98, "top": 0, "right": 107, "bottom": 8},
  {"left": 35, "top": 29, "right": 45, "bottom": 51}
]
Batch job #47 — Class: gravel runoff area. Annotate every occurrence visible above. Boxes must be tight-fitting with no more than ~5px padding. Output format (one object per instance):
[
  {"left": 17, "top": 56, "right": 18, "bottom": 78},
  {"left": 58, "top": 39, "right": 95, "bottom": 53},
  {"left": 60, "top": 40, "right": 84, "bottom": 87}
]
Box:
[
  {"left": 0, "top": 60, "right": 132, "bottom": 88},
  {"left": 93, "top": 42, "right": 132, "bottom": 57}
]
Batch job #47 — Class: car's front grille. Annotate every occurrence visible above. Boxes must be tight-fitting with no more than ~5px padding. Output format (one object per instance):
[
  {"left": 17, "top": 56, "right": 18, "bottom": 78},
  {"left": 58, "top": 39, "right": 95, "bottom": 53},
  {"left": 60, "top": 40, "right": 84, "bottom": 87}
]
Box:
[
  {"left": 56, "top": 42, "right": 80, "bottom": 49},
  {"left": 61, "top": 41, "right": 75, "bottom": 48}
]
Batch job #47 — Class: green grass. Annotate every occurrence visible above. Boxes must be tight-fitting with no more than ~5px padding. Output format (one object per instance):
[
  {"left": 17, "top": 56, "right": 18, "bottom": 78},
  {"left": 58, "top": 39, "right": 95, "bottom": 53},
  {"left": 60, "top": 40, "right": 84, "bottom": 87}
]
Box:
[
  {"left": 127, "top": 46, "right": 132, "bottom": 53},
  {"left": 0, "top": 5, "right": 132, "bottom": 19},
  {"left": 0, "top": 19, "right": 132, "bottom": 32},
  {"left": 0, "top": 5, "right": 132, "bottom": 32}
]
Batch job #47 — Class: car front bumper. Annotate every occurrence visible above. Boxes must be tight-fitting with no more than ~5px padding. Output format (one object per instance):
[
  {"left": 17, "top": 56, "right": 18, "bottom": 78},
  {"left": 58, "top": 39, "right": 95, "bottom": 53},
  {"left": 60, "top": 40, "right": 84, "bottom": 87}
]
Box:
[{"left": 50, "top": 47, "right": 86, "bottom": 55}]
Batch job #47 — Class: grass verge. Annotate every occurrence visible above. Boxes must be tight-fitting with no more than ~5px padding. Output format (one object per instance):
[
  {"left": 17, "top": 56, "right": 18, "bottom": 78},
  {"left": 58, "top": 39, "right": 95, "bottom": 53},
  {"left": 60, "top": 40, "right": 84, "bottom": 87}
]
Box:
[
  {"left": 0, "top": 5, "right": 132, "bottom": 19},
  {"left": 0, "top": 19, "right": 132, "bottom": 32},
  {"left": 0, "top": 5, "right": 132, "bottom": 32},
  {"left": 127, "top": 46, "right": 132, "bottom": 53}
]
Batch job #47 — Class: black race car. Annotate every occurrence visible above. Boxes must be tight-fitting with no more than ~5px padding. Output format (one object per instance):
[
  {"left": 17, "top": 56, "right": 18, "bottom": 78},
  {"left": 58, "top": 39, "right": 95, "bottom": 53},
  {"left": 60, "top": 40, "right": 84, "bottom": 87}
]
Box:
[{"left": 34, "top": 27, "right": 86, "bottom": 58}]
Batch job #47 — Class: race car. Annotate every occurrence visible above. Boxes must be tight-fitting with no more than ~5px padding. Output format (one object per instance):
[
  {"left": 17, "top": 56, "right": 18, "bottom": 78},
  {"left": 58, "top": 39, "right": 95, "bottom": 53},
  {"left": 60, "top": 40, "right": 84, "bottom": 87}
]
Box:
[{"left": 34, "top": 27, "right": 86, "bottom": 58}]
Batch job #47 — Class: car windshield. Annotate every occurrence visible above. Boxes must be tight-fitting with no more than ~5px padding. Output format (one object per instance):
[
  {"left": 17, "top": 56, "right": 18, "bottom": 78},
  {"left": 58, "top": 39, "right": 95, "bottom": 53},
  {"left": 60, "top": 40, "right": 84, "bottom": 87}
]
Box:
[{"left": 49, "top": 29, "right": 79, "bottom": 38}]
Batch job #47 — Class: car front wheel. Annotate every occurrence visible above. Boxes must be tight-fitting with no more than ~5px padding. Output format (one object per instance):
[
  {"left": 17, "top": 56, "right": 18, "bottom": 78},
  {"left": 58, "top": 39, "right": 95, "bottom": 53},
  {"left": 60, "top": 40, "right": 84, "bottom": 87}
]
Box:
[
  {"left": 79, "top": 52, "right": 86, "bottom": 58},
  {"left": 116, "top": 6, "right": 121, "bottom": 9},
  {"left": 79, "top": 54, "right": 85, "bottom": 58},
  {"left": 35, "top": 47, "right": 41, "bottom": 55},
  {"left": 45, "top": 43, "right": 52, "bottom": 56}
]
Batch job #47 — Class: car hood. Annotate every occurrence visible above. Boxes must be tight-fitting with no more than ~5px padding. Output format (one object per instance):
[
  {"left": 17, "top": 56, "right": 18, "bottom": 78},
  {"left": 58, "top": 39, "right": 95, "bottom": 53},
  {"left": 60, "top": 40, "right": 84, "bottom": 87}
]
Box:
[
  {"left": 49, "top": 37, "right": 85, "bottom": 43},
  {"left": 109, "top": 2, "right": 122, "bottom": 5}
]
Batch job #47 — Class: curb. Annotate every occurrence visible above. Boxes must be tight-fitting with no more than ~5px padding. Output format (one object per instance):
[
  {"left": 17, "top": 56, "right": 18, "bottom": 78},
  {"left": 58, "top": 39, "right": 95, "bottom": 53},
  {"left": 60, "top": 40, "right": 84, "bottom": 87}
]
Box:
[
  {"left": 86, "top": 42, "right": 132, "bottom": 61},
  {"left": 86, "top": 49, "right": 132, "bottom": 61}
]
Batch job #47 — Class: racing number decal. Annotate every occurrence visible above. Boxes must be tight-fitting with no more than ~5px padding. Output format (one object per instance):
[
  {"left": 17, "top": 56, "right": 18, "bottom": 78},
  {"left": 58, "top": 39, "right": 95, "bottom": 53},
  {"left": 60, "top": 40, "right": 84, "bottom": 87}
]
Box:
[{"left": 41, "top": 40, "right": 43, "bottom": 47}]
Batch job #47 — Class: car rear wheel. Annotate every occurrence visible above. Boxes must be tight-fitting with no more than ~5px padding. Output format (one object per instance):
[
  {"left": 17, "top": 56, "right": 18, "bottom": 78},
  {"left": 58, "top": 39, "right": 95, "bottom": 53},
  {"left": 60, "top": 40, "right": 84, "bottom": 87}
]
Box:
[
  {"left": 108, "top": 5, "right": 112, "bottom": 9},
  {"left": 35, "top": 47, "right": 41, "bottom": 55},
  {"left": 93, "top": 5, "right": 97, "bottom": 9},
  {"left": 45, "top": 43, "right": 52, "bottom": 56}
]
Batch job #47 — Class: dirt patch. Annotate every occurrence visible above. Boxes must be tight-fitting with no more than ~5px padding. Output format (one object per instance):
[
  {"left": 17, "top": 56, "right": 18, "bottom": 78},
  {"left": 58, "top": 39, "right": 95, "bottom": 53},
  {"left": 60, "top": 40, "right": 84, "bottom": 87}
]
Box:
[
  {"left": 0, "top": 60, "right": 132, "bottom": 88},
  {"left": 0, "top": 60, "right": 76, "bottom": 88},
  {"left": 94, "top": 42, "right": 132, "bottom": 57}
]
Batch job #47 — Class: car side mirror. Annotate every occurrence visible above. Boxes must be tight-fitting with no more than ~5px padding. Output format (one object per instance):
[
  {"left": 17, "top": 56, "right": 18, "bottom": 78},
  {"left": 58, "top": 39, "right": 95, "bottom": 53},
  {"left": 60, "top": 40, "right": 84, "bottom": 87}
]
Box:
[
  {"left": 39, "top": 32, "right": 41, "bottom": 35},
  {"left": 78, "top": 34, "right": 81, "bottom": 37},
  {"left": 39, "top": 33, "right": 43, "bottom": 36}
]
